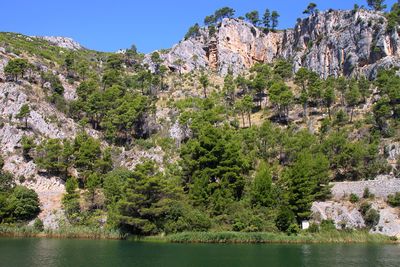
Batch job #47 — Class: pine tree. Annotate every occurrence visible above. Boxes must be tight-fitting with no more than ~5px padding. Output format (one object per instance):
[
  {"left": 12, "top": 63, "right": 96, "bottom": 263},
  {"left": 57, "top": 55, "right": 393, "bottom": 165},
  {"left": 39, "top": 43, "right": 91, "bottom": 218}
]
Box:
[
  {"left": 16, "top": 104, "right": 30, "bottom": 129},
  {"left": 263, "top": 9, "right": 271, "bottom": 30}
]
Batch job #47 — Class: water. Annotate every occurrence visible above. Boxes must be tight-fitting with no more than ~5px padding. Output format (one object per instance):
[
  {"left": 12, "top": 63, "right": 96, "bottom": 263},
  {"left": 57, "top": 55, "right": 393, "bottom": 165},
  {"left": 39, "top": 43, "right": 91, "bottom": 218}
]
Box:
[{"left": 0, "top": 238, "right": 399, "bottom": 267}]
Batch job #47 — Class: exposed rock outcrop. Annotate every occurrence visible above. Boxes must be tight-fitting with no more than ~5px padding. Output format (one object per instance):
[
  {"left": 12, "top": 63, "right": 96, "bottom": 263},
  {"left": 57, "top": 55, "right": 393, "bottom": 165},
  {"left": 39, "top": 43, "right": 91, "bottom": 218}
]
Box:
[
  {"left": 312, "top": 176, "right": 400, "bottom": 237},
  {"left": 154, "top": 9, "right": 400, "bottom": 78},
  {"left": 34, "top": 36, "right": 84, "bottom": 50}
]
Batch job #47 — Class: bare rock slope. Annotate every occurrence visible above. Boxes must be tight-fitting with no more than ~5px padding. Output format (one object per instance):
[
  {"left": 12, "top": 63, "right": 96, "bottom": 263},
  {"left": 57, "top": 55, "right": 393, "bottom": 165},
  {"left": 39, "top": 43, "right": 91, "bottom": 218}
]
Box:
[{"left": 158, "top": 9, "right": 400, "bottom": 78}]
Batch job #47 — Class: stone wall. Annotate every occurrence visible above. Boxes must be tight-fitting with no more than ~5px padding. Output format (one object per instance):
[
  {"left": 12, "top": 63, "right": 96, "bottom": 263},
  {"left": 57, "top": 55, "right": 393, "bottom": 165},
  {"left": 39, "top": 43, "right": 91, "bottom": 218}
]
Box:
[{"left": 331, "top": 175, "right": 400, "bottom": 200}]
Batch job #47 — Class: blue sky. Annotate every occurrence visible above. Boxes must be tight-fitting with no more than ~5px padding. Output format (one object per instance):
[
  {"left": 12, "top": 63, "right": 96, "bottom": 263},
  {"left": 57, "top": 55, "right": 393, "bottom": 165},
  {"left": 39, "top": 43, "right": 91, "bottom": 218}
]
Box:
[{"left": 1, "top": 0, "right": 397, "bottom": 53}]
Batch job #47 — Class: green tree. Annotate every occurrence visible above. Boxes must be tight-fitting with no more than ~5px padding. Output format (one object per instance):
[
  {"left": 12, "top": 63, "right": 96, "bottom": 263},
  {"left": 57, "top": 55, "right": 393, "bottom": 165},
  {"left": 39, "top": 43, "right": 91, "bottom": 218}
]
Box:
[
  {"left": 285, "top": 152, "right": 330, "bottom": 220},
  {"left": 245, "top": 11, "right": 260, "bottom": 26},
  {"left": 250, "top": 162, "right": 276, "bottom": 207},
  {"left": 4, "top": 58, "right": 30, "bottom": 82},
  {"left": 6, "top": 186, "right": 40, "bottom": 222},
  {"left": 116, "top": 161, "right": 177, "bottom": 235},
  {"left": 16, "top": 104, "right": 30, "bottom": 129},
  {"left": 269, "top": 81, "right": 294, "bottom": 122},
  {"left": 274, "top": 59, "right": 292, "bottom": 80},
  {"left": 303, "top": 3, "right": 318, "bottom": 15},
  {"left": 271, "top": 11, "right": 280, "bottom": 30},
  {"left": 223, "top": 72, "right": 236, "bottom": 106},
  {"left": 199, "top": 73, "right": 209, "bottom": 98},
  {"left": 367, "top": 0, "right": 387, "bottom": 11},
  {"left": 294, "top": 68, "right": 312, "bottom": 117},
  {"left": 242, "top": 95, "right": 254, "bottom": 127},
  {"left": 323, "top": 85, "right": 335, "bottom": 119},
  {"left": 214, "top": 7, "right": 235, "bottom": 22},
  {"left": 180, "top": 126, "right": 248, "bottom": 214},
  {"left": 345, "top": 82, "right": 361, "bottom": 122},
  {"left": 204, "top": 15, "right": 216, "bottom": 26},
  {"left": 373, "top": 97, "right": 392, "bottom": 136},
  {"left": 21, "top": 135, "right": 35, "bottom": 160},
  {"left": 185, "top": 23, "right": 200, "bottom": 40},
  {"left": 35, "top": 139, "right": 66, "bottom": 175},
  {"left": 263, "top": 9, "right": 271, "bottom": 30}
]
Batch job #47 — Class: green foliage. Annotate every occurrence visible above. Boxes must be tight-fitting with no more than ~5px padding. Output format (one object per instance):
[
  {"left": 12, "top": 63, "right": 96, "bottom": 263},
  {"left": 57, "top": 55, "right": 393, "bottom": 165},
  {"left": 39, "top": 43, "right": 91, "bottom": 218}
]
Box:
[
  {"left": 116, "top": 161, "right": 179, "bottom": 235},
  {"left": 245, "top": 11, "right": 260, "bottom": 26},
  {"left": 271, "top": 11, "right": 280, "bottom": 30},
  {"left": 360, "top": 202, "right": 372, "bottom": 216},
  {"left": 320, "top": 220, "right": 336, "bottom": 232},
  {"left": 33, "top": 218, "right": 44, "bottom": 231},
  {"left": 308, "top": 223, "right": 320, "bottom": 233},
  {"left": 303, "top": 3, "right": 318, "bottom": 15},
  {"left": 363, "top": 187, "right": 374, "bottom": 199},
  {"left": 275, "top": 208, "right": 296, "bottom": 232},
  {"left": 287, "top": 223, "right": 300, "bottom": 235},
  {"left": 35, "top": 138, "right": 67, "bottom": 175},
  {"left": 350, "top": 193, "right": 360, "bottom": 203},
  {"left": 364, "top": 209, "right": 380, "bottom": 228},
  {"left": 3, "top": 186, "right": 40, "bottom": 222},
  {"left": 16, "top": 104, "right": 30, "bottom": 128},
  {"left": 4, "top": 58, "right": 30, "bottom": 81},
  {"left": 184, "top": 24, "right": 200, "bottom": 40},
  {"left": 273, "top": 59, "right": 292, "bottom": 80},
  {"left": 250, "top": 162, "right": 276, "bottom": 207},
  {"left": 62, "top": 178, "right": 80, "bottom": 221},
  {"left": 21, "top": 135, "right": 35, "bottom": 160},
  {"left": 387, "top": 192, "right": 400, "bottom": 207},
  {"left": 180, "top": 125, "right": 248, "bottom": 214},
  {"left": 285, "top": 151, "right": 330, "bottom": 220},
  {"left": 367, "top": 0, "right": 387, "bottom": 11},
  {"left": 269, "top": 81, "right": 293, "bottom": 121}
]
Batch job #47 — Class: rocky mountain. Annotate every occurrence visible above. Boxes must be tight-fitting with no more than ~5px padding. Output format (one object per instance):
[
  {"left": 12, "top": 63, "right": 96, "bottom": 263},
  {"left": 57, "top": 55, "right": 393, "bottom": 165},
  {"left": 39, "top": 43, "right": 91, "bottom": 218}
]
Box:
[
  {"left": 34, "top": 36, "right": 84, "bottom": 50},
  {"left": 1, "top": 6, "right": 400, "bottom": 238},
  {"left": 155, "top": 9, "right": 400, "bottom": 78}
]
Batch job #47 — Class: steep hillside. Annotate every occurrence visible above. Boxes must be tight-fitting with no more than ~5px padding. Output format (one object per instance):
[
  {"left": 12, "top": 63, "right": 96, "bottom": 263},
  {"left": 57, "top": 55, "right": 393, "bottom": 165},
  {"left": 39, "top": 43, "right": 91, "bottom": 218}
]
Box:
[{"left": 0, "top": 6, "right": 400, "bottom": 239}]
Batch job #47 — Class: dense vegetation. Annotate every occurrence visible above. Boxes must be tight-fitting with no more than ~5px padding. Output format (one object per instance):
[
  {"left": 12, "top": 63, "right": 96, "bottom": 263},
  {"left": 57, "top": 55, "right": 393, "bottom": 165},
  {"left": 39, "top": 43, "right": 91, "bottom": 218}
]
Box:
[
  {"left": 0, "top": 156, "right": 40, "bottom": 223},
  {"left": 0, "top": 0, "right": 399, "bottom": 239}
]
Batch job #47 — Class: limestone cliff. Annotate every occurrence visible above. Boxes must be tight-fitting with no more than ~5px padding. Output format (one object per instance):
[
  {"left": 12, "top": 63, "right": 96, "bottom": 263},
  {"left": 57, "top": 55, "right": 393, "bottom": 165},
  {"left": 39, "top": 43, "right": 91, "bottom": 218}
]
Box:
[
  {"left": 157, "top": 9, "right": 400, "bottom": 78},
  {"left": 34, "top": 36, "right": 84, "bottom": 50}
]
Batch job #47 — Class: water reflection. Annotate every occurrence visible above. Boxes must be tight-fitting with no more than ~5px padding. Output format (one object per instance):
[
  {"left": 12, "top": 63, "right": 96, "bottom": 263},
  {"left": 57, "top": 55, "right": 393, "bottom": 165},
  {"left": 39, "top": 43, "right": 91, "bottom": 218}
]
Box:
[{"left": 0, "top": 238, "right": 399, "bottom": 267}]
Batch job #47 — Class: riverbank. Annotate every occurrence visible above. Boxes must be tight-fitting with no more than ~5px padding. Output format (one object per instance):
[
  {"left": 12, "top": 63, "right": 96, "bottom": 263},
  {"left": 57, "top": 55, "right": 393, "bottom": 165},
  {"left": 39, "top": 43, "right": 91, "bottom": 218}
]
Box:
[
  {"left": 0, "top": 225, "right": 124, "bottom": 240},
  {"left": 1, "top": 225, "right": 397, "bottom": 244},
  {"left": 143, "top": 231, "right": 397, "bottom": 244}
]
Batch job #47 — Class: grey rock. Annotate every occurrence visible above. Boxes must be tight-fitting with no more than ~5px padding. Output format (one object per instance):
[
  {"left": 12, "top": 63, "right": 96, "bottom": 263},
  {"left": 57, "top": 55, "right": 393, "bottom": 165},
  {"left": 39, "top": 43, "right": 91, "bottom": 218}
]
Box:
[
  {"left": 34, "top": 36, "right": 84, "bottom": 50},
  {"left": 149, "top": 9, "right": 400, "bottom": 78}
]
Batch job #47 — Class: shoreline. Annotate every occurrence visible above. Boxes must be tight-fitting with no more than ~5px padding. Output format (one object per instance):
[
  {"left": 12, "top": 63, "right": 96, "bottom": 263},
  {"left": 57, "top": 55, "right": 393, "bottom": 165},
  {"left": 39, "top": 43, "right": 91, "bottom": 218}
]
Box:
[
  {"left": 142, "top": 231, "right": 398, "bottom": 244},
  {"left": 0, "top": 225, "right": 124, "bottom": 240},
  {"left": 2, "top": 225, "right": 396, "bottom": 244}
]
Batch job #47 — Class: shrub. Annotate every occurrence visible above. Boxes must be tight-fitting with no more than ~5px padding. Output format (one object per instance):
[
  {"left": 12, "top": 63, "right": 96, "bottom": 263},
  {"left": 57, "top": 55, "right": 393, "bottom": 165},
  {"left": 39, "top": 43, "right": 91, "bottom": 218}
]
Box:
[
  {"left": 275, "top": 208, "right": 296, "bottom": 232},
  {"left": 286, "top": 224, "right": 300, "bottom": 236},
  {"left": 320, "top": 220, "right": 336, "bottom": 232},
  {"left": 364, "top": 209, "right": 380, "bottom": 228},
  {"left": 33, "top": 218, "right": 44, "bottom": 231},
  {"left": 350, "top": 193, "right": 359, "bottom": 203},
  {"left": 7, "top": 186, "right": 40, "bottom": 221},
  {"left": 359, "top": 202, "right": 372, "bottom": 216},
  {"left": 307, "top": 223, "right": 320, "bottom": 233},
  {"left": 387, "top": 192, "right": 400, "bottom": 207},
  {"left": 363, "top": 188, "right": 374, "bottom": 199}
]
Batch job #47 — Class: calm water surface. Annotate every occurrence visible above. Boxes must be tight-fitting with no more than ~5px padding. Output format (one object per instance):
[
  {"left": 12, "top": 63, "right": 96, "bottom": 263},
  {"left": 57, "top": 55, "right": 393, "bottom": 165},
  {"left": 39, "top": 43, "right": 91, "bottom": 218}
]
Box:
[{"left": 0, "top": 238, "right": 399, "bottom": 267}]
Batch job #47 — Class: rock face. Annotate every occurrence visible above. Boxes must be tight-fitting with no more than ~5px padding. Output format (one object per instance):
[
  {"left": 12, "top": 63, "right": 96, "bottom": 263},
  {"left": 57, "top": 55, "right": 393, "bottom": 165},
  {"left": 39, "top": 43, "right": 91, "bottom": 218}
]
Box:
[
  {"left": 312, "top": 176, "right": 400, "bottom": 237},
  {"left": 155, "top": 9, "right": 400, "bottom": 78},
  {"left": 34, "top": 36, "right": 84, "bottom": 50}
]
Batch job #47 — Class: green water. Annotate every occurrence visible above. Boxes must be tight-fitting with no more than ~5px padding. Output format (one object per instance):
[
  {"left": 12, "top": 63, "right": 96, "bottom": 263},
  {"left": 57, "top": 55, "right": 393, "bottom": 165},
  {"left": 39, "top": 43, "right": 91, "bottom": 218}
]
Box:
[{"left": 0, "top": 238, "right": 399, "bottom": 267}]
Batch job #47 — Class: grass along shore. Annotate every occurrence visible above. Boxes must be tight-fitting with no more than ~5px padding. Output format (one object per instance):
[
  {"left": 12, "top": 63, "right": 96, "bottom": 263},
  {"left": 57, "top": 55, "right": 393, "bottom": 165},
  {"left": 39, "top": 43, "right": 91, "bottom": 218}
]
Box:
[
  {"left": 1, "top": 225, "right": 397, "bottom": 244},
  {"left": 143, "top": 231, "right": 397, "bottom": 244},
  {"left": 0, "top": 224, "right": 124, "bottom": 240}
]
